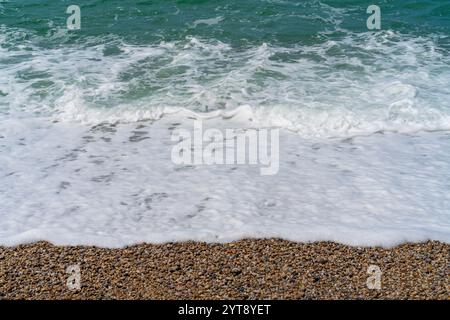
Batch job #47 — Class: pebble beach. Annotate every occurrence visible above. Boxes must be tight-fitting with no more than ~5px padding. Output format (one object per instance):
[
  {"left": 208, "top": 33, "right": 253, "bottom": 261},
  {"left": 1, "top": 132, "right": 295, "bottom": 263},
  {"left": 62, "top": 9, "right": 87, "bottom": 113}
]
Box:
[
  {"left": 0, "top": 239, "right": 448, "bottom": 300},
  {"left": 1, "top": 0, "right": 450, "bottom": 303}
]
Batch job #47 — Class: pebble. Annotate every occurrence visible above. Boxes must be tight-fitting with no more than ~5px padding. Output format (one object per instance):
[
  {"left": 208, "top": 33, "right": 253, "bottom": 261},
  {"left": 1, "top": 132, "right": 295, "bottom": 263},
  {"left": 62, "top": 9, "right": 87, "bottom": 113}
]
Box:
[{"left": 0, "top": 239, "right": 448, "bottom": 299}]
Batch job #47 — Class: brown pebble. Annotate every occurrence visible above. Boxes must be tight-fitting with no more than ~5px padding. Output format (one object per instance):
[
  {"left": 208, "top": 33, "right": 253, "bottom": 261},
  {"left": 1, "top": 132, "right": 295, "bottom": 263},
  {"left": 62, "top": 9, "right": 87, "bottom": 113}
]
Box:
[{"left": 0, "top": 239, "right": 448, "bottom": 300}]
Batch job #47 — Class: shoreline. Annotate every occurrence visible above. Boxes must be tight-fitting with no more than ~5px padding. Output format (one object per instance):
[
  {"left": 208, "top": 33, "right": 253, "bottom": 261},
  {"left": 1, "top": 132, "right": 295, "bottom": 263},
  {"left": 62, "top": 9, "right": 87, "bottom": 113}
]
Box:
[{"left": 0, "top": 239, "right": 448, "bottom": 300}]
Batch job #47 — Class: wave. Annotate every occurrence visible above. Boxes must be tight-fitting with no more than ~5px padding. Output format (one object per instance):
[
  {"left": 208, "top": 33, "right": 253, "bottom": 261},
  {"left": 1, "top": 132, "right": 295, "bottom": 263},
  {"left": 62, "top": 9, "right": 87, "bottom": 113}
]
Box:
[{"left": 1, "top": 25, "right": 450, "bottom": 138}]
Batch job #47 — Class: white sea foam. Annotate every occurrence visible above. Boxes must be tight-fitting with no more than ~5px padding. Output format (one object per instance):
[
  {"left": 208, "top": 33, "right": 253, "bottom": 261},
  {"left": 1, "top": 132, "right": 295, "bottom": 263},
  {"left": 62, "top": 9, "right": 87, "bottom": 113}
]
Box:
[
  {"left": 191, "top": 16, "right": 225, "bottom": 28},
  {"left": 0, "top": 115, "right": 449, "bottom": 247}
]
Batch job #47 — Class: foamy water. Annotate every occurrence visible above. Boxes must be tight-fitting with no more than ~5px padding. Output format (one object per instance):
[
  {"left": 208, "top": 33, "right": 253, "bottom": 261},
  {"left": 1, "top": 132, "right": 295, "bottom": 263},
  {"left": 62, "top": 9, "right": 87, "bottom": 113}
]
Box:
[{"left": 1, "top": 0, "right": 449, "bottom": 247}]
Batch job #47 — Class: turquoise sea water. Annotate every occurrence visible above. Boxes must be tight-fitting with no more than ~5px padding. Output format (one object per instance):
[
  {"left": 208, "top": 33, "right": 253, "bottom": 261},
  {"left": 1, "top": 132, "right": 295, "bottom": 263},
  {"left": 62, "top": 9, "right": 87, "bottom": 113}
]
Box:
[
  {"left": 1, "top": 1, "right": 450, "bottom": 247},
  {"left": 1, "top": 0, "right": 450, "bottom": 128},
  {"left": 2, "top": 0, "right": 450, "bottom": 45}
]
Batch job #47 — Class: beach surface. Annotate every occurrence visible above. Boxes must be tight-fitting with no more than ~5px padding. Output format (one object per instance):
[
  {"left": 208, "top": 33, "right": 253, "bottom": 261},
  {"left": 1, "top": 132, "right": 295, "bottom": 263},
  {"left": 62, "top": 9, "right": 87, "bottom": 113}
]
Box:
[{"left": 1, "top": 239, "right": 448, "bottom": 300}]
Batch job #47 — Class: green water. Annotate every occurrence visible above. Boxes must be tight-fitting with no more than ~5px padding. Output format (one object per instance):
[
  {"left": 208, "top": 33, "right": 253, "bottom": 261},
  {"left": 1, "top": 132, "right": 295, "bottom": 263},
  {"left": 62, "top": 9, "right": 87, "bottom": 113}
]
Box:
[
  {"left": 2, "top": 0, "right": 449, "bottom": 47},
  {"left": 0, "top": 0, "right": 449, "bottom": 128}
]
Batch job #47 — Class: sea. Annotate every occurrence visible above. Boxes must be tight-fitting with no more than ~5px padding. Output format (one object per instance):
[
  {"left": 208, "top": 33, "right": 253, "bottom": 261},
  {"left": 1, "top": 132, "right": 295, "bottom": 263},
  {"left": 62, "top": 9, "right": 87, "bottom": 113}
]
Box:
[{"left": 0, "top": 0, "right": 449, "bottom": 247}]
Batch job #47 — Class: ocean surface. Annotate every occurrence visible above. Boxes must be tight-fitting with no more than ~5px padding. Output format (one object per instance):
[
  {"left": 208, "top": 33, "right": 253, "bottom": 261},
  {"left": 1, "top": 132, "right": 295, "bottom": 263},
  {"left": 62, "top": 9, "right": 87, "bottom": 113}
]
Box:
[{"left": 1, "top": 0, "right": 449, "bottom": 247}]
